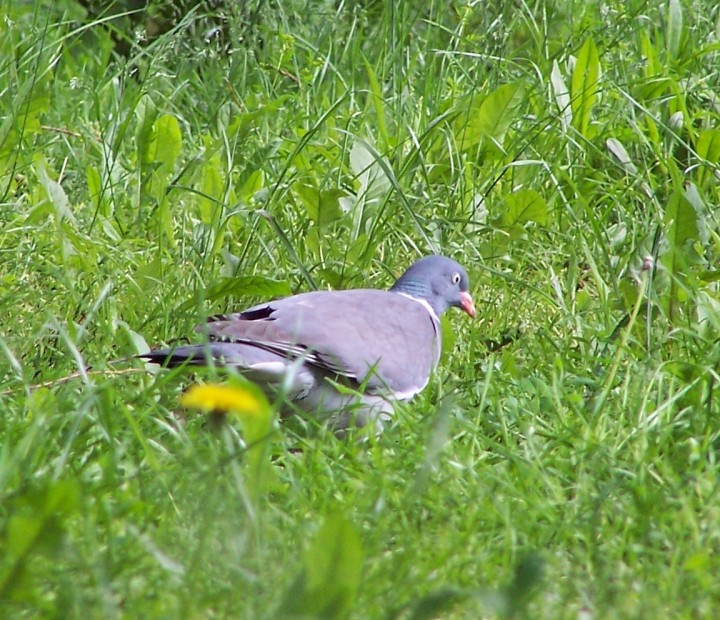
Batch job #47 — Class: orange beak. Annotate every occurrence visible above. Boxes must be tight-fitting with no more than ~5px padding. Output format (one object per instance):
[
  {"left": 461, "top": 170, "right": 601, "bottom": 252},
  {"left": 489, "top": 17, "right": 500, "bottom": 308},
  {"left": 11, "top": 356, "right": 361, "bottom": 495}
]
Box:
[{"left": 459, "top": 291, "right": 476, "bottom": 319}]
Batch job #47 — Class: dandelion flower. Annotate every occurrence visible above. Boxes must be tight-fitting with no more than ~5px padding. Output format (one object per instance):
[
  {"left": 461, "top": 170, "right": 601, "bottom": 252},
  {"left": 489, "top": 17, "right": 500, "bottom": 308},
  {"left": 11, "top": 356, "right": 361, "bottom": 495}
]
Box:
[{"left": 181, "top": 382, "right": 265, "bottom": 417}]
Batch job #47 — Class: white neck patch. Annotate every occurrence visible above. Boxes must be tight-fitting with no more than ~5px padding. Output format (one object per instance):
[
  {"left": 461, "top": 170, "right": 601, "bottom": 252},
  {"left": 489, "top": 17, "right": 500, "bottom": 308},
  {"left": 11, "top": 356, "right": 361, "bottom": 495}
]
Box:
[{"left": 397, "top": 292, "right": 440, "bottom": 323}]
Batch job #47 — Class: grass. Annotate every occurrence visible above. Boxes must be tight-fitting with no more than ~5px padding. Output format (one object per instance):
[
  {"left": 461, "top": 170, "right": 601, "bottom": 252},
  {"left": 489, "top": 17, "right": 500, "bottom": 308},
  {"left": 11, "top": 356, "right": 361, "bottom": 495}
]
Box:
[{"left": 1, "top": 0, "right": 720, "bottom": 617}]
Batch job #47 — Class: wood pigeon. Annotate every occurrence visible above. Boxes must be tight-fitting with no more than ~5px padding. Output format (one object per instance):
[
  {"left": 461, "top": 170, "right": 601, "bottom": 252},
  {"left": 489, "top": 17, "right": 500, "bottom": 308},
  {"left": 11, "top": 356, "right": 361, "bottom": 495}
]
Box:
[{"left": 141, "top": 255, "right": 475, "bottom": 432}]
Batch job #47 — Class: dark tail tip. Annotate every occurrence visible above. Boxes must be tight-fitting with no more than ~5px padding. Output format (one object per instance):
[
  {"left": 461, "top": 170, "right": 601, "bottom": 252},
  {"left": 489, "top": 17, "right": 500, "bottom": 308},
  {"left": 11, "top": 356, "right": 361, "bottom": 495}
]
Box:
[{"left": 138, "top": 349, "right": 199, "bottom": 368}]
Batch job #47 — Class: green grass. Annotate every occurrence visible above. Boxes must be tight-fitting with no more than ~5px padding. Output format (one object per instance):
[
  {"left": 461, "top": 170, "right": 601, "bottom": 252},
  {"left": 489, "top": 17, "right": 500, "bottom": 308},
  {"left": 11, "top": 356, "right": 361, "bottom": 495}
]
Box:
[{"left": 2, "top": 0, "right": 720, "bottom": 617}]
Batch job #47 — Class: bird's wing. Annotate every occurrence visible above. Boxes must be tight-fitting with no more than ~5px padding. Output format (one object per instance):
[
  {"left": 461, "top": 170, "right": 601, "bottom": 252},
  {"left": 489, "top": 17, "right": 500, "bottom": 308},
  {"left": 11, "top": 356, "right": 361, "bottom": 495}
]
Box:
[{"left": 203, "top": 289, "right": 440, "bottom": 397}]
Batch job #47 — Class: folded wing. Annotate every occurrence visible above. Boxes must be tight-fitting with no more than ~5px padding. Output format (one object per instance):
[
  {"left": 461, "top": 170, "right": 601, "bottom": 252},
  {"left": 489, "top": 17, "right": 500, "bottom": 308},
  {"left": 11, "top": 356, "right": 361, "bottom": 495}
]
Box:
[{"left": 144, "top": 289, "right": 440, "bottom": 400}]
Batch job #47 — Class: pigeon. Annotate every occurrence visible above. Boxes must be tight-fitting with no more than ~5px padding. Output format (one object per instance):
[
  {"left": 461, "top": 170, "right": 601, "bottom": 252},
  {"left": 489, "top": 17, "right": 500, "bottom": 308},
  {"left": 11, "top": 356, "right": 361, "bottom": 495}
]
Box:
[{"left": 141, "top": 255, "right": 474, "bottom": 432}]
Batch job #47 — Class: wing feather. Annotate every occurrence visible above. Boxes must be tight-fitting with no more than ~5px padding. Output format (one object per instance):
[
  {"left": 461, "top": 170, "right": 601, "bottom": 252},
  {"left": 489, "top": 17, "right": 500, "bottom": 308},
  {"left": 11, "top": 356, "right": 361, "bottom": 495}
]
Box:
[{"left": 201, "top": 289, "right": 439, "bottom": 395}]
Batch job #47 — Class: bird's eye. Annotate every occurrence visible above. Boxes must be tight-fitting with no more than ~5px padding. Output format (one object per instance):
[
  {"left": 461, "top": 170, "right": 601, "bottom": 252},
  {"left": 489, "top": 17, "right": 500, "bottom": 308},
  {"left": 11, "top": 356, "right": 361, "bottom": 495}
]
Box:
[{"left": 451, "top": 272, "right": 461, "bottom": 285}]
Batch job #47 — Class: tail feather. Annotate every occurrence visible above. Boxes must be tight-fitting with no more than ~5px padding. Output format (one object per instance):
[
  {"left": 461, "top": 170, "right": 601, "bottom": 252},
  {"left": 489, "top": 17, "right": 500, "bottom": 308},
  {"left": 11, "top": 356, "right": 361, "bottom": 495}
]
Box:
[
  {"left": 139, "top": 342, "right": 295, "bottom": 370},
  {"left": 139, "top": 344, "right": 240, "bottom": 368},
  {"left": 139, "top": 342, "right": 317, "bottom": 399}
]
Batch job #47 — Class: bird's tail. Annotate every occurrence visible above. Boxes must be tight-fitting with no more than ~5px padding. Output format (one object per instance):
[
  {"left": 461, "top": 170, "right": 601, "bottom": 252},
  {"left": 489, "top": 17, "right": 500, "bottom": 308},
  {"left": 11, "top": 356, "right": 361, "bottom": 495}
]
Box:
[{"left": 138, "top": 344, "right": 232, "bottom": 368}]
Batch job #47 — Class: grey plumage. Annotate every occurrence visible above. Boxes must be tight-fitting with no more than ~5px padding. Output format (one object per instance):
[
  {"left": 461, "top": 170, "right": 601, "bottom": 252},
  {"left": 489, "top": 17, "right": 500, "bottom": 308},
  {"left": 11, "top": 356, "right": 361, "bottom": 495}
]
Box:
[{"left": 141, "top": 255, "right": 474, "bottom": 432}]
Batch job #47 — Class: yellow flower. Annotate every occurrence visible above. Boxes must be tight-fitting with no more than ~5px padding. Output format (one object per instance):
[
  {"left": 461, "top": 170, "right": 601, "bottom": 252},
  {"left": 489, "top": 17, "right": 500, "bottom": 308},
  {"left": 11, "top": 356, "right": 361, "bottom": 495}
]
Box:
[
  {"left": 181, "top": 381, "right": 276, "bottom": 499},
  {"left": 181, "top": 382, "right": 266, "bottom": 417}
]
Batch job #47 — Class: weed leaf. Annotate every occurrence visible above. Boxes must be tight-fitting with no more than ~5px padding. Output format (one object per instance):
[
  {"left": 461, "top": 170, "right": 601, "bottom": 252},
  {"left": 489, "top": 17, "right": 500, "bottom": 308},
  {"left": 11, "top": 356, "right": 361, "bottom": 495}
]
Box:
[
  {"left": 571, "top": 38, "right": 600, "bottom": 137},
  {"left": 277, "top": 514, "right": 363, "bottom": 619},
  {"left": 667, "top": 0, "right": 683, "bottom": 60}
]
